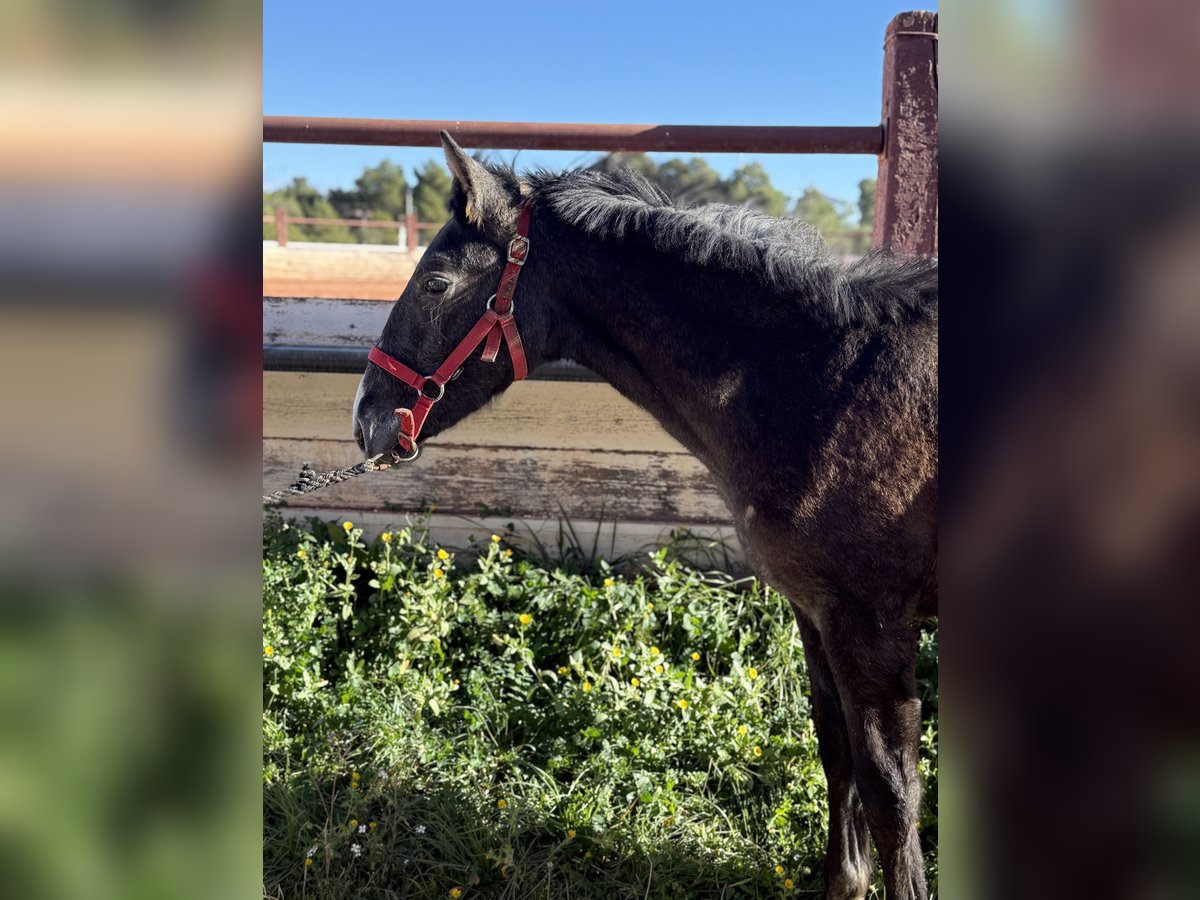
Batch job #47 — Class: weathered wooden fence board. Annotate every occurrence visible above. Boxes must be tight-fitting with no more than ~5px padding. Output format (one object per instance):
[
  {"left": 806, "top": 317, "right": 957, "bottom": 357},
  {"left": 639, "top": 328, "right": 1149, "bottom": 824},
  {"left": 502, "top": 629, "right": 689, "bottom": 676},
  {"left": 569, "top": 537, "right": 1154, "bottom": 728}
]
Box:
[
  {"left": 264, "top": 437, "right": 729, "bottom": 522},
  {"left": 264, "top": 372, "right": 689, "bottom": 453},
  {"left": 264, "top": 297, "right": 391, "bottom": 346}
]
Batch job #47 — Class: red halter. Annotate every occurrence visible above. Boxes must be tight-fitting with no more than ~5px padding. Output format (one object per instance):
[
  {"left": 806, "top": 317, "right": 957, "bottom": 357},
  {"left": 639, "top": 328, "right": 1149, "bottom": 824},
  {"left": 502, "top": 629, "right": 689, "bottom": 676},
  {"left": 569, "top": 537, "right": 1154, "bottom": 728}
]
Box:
[{"left": 366, "top": 205, "right": 532, "bottom": 458}]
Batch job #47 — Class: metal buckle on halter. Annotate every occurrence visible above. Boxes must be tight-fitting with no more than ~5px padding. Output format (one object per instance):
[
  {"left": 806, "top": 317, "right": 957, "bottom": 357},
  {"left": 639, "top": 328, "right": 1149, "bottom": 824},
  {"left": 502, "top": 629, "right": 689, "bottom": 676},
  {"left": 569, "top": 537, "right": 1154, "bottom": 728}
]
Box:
[
  {"left": 418, "top": 380, "right": 445, "bottom": 402},
  {"left": 507, "top": 235, "right": 529, "bottom": 265}
]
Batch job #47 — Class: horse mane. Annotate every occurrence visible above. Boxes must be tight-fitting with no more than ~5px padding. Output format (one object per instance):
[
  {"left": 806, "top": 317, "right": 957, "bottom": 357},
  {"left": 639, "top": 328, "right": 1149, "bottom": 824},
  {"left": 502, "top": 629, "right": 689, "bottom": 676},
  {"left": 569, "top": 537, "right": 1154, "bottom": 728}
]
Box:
[{"left": 512, "top": 165, "right": 936, "bottom": 328}]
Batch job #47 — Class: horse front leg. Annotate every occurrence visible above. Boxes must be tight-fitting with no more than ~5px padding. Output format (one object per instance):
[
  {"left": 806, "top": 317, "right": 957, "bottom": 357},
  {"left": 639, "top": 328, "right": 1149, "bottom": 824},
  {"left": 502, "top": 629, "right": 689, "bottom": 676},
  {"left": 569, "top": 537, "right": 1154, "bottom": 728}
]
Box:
[
  {"left": 794, "top": 609, "right": 873, "bottom": 900},
  {"left": 825, "top": 608, "right": 927, "bottom": 900}
]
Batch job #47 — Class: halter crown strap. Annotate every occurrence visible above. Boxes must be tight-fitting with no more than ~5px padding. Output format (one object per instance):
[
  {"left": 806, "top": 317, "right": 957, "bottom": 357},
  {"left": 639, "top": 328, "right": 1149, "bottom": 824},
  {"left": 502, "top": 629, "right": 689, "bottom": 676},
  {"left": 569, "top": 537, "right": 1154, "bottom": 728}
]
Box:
[{"left": 367, "top": 205, "right": 532, "bottom": 454}]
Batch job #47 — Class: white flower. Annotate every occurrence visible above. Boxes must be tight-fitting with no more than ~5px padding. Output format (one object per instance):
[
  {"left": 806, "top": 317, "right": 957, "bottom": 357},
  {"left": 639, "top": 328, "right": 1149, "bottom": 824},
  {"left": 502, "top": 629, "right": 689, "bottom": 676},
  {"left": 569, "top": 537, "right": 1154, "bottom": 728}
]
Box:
[
  {"left": 307, "top": 845, "right": 319, "bottom": 858},
  {"left": 414, "top": 824, "right": 427, "bottom": 834},
  {"left": 357, "top": 824, "right": 367, "bottom": 834},
  {"left": 350, "top": 843, "right": 362, "bottom": 857}
]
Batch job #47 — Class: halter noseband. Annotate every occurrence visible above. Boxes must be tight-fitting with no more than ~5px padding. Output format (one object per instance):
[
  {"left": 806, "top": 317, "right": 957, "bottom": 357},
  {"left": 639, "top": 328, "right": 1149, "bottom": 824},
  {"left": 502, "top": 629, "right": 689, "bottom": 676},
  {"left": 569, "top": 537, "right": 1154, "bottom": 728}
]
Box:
[{"left": 366, "top": 204, "right": 532, "bottom": 459}]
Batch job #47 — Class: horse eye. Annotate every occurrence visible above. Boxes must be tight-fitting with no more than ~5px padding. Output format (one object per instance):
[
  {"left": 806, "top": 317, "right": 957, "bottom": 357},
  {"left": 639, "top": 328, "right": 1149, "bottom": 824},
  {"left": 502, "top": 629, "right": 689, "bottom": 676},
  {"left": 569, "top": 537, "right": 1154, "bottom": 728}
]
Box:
[{"left": 423, "top": 276, "right": 451, "bottom": 294}]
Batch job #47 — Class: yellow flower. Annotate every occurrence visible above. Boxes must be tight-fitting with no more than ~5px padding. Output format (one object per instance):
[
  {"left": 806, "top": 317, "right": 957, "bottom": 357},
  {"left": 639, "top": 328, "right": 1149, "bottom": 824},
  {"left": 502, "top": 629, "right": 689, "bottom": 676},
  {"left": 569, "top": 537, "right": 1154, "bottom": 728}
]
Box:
[
  {"left": 603, "top": 577, "right": 615, "bottom": 587},
  {"left": 630, "top": 677, "right": 640, "bottom": 687},
  {"left": 677, "top": 699, "right": 689, "bottom": 709},
  {"left": 748, "top": 667, "right": 759, "bottom": 680},
  {"left": 496, "top": 799, "right": 507, "bottom": 809},
  {"left": 775, "top": 865, "right": 785, "bottom": 875},
  {"left": 264, "top": 645, "right": 274, "bottom": 656},
  {"left": 691, "top": 652, "right": 701, "bottom": 661},
  {"left": 753, "top": 745, "right": 763, "bottom": 757},
  {"left": 490, "top": 533, "right": 501, "bottom": 543},
  {"left": 352, "top": 771, "right": 359, "bottom": 779},
  {"left": 567, "top": 829, "right": 576, "bottom": 838},
  {"left": 558, "top": 666, "right": 568, "bottom": 675},
  {"left": 296, "top": 548, "right": 307, "bottom": 559},
  {"left": 584, "top": 851, "right": 592, "bottom": 859},
  {"left": 343, "top": 521, "right": 354, "bottom": 532},
  {"left": 505, "top": 549, "right": 513, "bottom": 558},
  {"left": 305, "top": 858, "right": 313, "bottom": 867},
  {"left": 519, "top": 613, "right": 532, "bottom": 626},
  {"left": 437, "top": 548, "right": 449, "bottom": 561},
  {"left": 654, "top": 664, "right": 664, "bottom": 674},
  {"left": 650, "top": 646, "right": 661, "bottom": 656},
  {"left": 380, "top": 532, "right": 392, "bottom": 543},
  {"left": 449, "top": 889, "right": 463, "bottom": 899},
  {"left": 611, "top": 647, "right": 622, "bottom": 658},
  {"left": 737, "top": 725, "right": 748, "bottom": 735},
  {"left": 784, "top": 879, "right": 794, "bottom": 889},
  {"left": 582, "top": 681, "right": 593, "bottom": 693},
  {"left": 433, "top": 568, "right": 445, "bottom": 579},
  {"left": 368, "top": 821, "right": 377, "bottom": 829},
  {"left": 349, "top": 818, "right": 358, "bottom": 827},
  {"left": 647, "top": 602, "right": 655, "bottom": 611}
]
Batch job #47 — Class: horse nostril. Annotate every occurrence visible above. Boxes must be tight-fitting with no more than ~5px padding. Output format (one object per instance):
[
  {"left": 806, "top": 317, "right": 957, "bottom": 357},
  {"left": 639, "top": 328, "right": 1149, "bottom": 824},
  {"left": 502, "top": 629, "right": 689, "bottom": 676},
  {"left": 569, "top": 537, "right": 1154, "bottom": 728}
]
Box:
[{"left": 353, "top": 421, "right": 366, "bottom": 452}]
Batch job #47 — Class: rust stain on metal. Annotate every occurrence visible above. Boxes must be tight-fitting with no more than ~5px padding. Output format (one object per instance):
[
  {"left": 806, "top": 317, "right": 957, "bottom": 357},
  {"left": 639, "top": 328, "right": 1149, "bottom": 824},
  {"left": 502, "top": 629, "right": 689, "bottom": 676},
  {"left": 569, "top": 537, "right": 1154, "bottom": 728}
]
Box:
[{"left": 873, "top": 11, "right": 938, "bottom": 257}]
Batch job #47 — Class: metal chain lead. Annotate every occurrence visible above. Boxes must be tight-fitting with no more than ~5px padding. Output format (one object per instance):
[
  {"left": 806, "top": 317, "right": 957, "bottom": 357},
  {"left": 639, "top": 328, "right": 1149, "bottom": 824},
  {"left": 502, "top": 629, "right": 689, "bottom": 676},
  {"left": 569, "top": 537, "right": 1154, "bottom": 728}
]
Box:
[{"left": 262, "top": 454, "right": 387, "bottom": 505}]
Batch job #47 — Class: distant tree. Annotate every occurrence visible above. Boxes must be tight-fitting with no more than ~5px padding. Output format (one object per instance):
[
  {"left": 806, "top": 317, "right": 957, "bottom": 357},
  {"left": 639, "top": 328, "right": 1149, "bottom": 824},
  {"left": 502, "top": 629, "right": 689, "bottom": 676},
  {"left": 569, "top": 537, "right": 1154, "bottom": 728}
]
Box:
[
  {"left": 263, "top": 177, "right": 354, "bottom": 243},
  {"left": 354, "top": 161, "right": 409, "bottom": 218},
  {"left": 857, "top": 178, "right": 877, "bottom": 229},
  {"left": 793, "top": 187, "right": 868, "bottom": 257},
  {"left": 793, "top": 187, "right": 851, "bottom": 233},
  {"left": 590, "top": 152, "right": 660, "bottom": 181},
  {"left": 345, "top": 161, "right": 411, "bottom": 244},
  {"left": 725, "top": 162, "right": 789, "bottom": 217},
  {"left": 655, "top": 157, "right": 726, "bottom": 205},
  {"left": 592, "top": 153, "right": 789, "bottom": 216},
  {"left": 412, "top": 160, "right": 453, "bottom": 245}
]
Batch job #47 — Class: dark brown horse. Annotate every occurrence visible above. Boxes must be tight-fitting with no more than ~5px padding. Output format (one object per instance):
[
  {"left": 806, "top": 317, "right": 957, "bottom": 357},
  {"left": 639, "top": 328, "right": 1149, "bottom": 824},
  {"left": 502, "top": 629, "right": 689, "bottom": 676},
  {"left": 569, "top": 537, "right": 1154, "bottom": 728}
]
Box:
[{"left": 353, "top": 133, "right": 938, "bottom": 900}]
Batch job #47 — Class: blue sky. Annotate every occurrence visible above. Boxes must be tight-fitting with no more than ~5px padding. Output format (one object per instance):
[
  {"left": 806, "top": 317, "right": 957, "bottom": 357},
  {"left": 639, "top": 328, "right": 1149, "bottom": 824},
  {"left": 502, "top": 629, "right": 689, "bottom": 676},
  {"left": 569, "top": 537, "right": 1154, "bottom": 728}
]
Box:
[{"left": 264, "top": 1, "right": 935, "bottom": 214}]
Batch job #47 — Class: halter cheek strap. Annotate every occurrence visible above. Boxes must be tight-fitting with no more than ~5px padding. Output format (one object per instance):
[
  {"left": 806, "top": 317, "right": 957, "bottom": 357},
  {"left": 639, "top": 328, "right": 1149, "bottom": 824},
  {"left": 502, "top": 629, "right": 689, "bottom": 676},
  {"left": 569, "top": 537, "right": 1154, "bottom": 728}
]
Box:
[{"left": 366, "top": 204, "right": 532, "bottom": 457}]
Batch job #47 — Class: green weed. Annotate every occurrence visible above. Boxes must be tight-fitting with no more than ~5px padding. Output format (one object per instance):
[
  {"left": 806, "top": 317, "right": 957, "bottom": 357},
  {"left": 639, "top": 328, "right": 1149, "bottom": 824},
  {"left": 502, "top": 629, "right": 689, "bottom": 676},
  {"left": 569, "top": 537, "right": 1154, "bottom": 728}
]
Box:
[{"left": 263, "top": 514, "right": 937, "bottom": 898}]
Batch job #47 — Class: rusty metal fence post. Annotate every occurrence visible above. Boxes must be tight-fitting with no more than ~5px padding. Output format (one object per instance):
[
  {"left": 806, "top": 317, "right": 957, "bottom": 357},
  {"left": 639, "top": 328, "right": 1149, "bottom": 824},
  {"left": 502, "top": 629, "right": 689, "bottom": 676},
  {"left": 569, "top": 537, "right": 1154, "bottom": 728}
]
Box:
[
  {"left": 405, "top": 212, "right": 418, "bottom": 253},
  {"left": 275, "top": 207, "right": 289, "bottom": 247},
  {"left": 873, "top": 11, "right": 938, "bottom": 256}
]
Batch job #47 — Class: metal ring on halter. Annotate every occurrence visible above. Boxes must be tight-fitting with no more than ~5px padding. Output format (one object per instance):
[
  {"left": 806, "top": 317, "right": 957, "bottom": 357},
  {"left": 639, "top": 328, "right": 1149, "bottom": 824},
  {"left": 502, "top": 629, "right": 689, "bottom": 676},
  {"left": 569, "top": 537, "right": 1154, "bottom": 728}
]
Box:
[
  {"left": 419, "top": 379, "right": 445, "bottom": 402},
  {"left": 485, "top": 293, "right": 515, "bottom": 315},
  {"left": 393, "top": 438, "right": 420, "bottom": 462}
]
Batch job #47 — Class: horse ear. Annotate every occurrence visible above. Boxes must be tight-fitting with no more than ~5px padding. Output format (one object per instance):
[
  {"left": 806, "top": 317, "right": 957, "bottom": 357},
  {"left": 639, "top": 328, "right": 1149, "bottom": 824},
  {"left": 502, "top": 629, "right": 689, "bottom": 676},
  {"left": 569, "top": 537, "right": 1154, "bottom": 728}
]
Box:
[{"left": 440, "top": 131, "right": 517, "bottom": 239}]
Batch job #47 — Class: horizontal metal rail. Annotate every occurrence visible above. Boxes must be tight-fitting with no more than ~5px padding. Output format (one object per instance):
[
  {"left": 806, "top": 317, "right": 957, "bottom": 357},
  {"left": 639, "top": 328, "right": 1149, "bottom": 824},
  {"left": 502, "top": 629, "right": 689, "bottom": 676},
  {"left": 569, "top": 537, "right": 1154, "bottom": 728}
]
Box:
[
  {"left": 264, "top": 116, "right": 884, "bottom": 155},
  {"left": 262, "top": 214, "right": 442, "bottom": 230}
]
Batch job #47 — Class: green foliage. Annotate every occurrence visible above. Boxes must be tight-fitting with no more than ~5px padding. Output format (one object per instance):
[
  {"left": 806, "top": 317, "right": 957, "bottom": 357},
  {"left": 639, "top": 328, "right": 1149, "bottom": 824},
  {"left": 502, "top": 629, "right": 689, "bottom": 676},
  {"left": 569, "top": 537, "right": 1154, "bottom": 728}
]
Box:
[
  {"left": 262, "top": 516, "right": 937, "bottom": 898},
  {"left": 264, "top": 177, "right": 354, "bottom": 243},
  {"left": 592, "top": 151, "right": 660, "bottom": 180},
  {"left": 793, "top": 187, "right": 873, "bottom": 257},
  {"left": 353, "top": 160, "right": 410, "bottom": 220},
  {"left": 413, "top": 161, "right": 453, "bottom": 245},
  {"left": 792, "top": 188, "right": 851, "bottom": 234},
  {"left": 724, "top": 163, "right": 789, "bottom": 217},
  {"left": 857, "top": 178, "right": 877, "bottom": 229},
  {"left": 265, "top": 159, "right": 877, "bottom": 256}
]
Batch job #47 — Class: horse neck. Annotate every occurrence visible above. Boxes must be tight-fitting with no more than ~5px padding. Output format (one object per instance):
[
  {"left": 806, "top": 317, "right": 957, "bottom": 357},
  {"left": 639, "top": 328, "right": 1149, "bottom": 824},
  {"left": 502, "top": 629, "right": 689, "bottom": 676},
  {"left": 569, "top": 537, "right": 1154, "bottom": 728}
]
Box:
[{"left": 529, "top": 227, "right": 786, "bottom": 465}]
